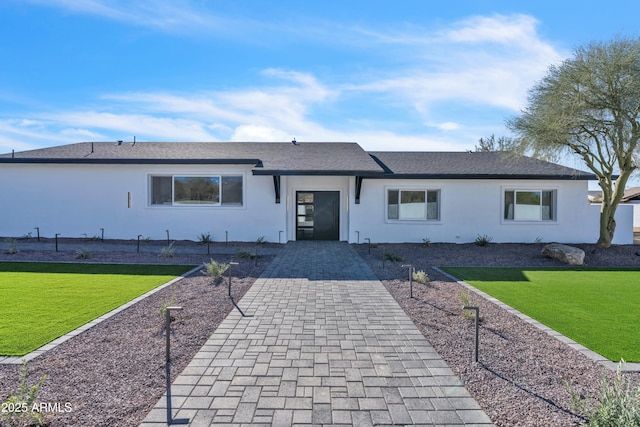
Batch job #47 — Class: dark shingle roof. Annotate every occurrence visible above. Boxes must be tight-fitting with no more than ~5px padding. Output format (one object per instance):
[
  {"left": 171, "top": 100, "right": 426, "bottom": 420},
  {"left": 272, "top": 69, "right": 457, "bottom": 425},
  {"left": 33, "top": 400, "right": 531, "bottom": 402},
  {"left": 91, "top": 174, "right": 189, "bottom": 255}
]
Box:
[
  {"left": 0, "top": 142, "right": 596, "bottom": 180},
  {"left": 0, "top": 141, "right": 385, "bottom": 176},
  {"left": 368, "top": 151, "right": 596, "bottom": 180}
]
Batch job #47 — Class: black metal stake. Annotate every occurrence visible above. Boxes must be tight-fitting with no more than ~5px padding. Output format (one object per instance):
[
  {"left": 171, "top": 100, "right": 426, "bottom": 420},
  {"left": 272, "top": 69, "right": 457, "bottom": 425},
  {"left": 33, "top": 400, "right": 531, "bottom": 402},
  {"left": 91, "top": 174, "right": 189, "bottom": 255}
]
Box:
[
  {"left": 165, "top": 230, "right": 170, "bottom": 245},
  {"left": 100, "top": 228, "right": 104, "bottom": 242},
  {"left": 55, "top": 233, "right": 60, "bottom": 252},
  {"left": 225, "top": 231, "right": 228, "bottom": 246},
  {"left": 462, "top": 306, "right": 480, "bottom": 363},
  {"left": 365, "top": 238, "right": 371, "bottom": 255},
  {"left": 279, "top": 230, "right": 283, "bottom": 244},
  {"left": 164, "top": 306, "right": 186, "bottom": 425},
  {"left": 228, "top": 262, "right": 239, "bottom": 297},
  {"left": 207, "top": 240, "right": 210, "bottom": 255},
  {"left": 34, "top": 227, "right": 40, "bottom": 241},
  {"left": 356, "top": 231, "right": 360, "bottom": 244},
  {"left": 402, "top": 264, "right": 414, "bottom": 298},
  {"left": 137, "top": 235, "right": 142, "bottom": 253}
]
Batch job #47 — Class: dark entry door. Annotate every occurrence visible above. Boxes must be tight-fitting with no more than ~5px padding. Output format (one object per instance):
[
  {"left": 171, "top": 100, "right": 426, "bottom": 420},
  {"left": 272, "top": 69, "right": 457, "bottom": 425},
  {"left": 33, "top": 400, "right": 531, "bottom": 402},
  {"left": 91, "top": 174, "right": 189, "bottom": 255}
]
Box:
[{"left": 296, "top": 191, "right": 340, "bottom": 240}]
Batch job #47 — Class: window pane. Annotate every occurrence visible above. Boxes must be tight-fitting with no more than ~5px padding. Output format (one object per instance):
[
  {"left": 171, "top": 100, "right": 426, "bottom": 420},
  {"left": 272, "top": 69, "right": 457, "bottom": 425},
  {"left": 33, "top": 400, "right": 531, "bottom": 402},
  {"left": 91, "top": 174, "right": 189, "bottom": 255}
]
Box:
[
  {"left": 221, "top": 176, "right": 243, "bottom": 205},
  {"left": 174, "top": 176, "right": 219, "bottom": 205},
  {"left": 387, "top": 190, "right": 399, "bottom": 219},
  {"left": 504, "top": 191, "right": 514, "bottom": 220},
  {"left": 426, "top": 190, "right": 439, "bottom": 220},
  {"left": 514, "top": 191, "right": 541, "bottom": 220},
  {"left": 400, "top": 190, "right": 426, "bottom": 220},
  {"left": 151, "top": 176, "right": 172, "bottom": 205},
  {"left": 542, "top": 190, "right": 554, "bottom": 220}
]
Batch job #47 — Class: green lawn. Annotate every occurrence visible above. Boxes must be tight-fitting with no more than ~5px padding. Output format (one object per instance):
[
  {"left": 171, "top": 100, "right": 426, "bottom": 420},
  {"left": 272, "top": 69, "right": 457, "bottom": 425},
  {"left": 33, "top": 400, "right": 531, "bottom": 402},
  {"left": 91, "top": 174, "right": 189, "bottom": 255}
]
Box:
[
  {"left": 0, "top": 262, "right": 194, "bottom": 356},
  {"left": 442, "top": 267, "right": 640, "bottom": 362}
]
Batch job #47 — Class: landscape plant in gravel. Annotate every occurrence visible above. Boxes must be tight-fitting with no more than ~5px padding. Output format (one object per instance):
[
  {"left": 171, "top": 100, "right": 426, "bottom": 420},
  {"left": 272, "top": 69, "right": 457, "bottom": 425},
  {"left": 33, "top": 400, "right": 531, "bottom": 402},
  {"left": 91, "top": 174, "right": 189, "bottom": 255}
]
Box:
[
  {"left": 412, "top": 269, "right": 430, "bottom": 284},
  {"left": 0, "top": 360, "right": 47, "bottom": 427},
  {"left": 160, "top": 241, "right": 175, "bottom": 257},
  {"left": 566, "top": 361, "right": 640, "bottom": 426},
  {"left": 474, "top": 234, "right": 493, "bottom": 246},
  {"left": 3, "top": 238, "right": 18, "bottom": 255},
  {"left": 204, "top": 259, "right": 229, "bottom": 280},
  {"left": 458, "top": 288, "right": 477, "bottom": 320}
]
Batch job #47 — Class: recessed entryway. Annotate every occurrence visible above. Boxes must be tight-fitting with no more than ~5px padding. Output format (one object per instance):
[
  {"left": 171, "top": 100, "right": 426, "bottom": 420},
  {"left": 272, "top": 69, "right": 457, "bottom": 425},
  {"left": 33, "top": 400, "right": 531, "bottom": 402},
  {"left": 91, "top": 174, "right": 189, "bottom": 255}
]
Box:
[{"left": 296, "top": 191, "right": 340, "bottom": 240}]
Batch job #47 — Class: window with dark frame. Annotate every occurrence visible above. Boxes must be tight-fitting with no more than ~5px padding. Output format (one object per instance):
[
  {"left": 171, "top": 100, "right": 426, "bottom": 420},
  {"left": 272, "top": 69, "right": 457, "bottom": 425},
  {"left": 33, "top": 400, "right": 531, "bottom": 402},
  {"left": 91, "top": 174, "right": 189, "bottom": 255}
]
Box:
[
  {"left": 387, "top": 189, "right": 440, "bottom": 221},
  {"left": 150, "top": 175, "right": 243, "bottom": 207},
  {"left": 504, "top": 189, "right": 555, "bottom": 221}
]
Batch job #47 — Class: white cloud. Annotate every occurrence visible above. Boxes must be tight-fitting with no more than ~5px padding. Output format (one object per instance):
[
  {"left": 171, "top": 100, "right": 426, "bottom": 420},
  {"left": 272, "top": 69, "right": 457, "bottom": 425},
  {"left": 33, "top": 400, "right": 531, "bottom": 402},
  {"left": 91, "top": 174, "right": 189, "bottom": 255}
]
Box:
[{"left": 22, "top": 0, "right": 229, "bottom": 34}]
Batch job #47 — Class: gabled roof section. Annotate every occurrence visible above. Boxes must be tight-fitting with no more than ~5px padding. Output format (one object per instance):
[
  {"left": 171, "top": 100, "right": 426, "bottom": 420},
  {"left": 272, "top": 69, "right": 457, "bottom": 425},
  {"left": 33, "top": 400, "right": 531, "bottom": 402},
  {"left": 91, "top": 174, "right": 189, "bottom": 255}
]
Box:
[
  {"left": 0, "top": 141, "right": 386, "bottom": 176},
  {"left": 367, "top": 151, "right": 597, "bottom": 180}
]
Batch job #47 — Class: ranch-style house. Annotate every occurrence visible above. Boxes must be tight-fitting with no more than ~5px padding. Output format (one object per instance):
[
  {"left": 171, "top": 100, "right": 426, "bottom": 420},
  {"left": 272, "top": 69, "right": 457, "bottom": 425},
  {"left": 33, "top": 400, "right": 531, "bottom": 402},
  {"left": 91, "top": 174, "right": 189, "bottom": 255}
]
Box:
[{"left": 0, "top": 141, "right": 633, "bottom": 244}]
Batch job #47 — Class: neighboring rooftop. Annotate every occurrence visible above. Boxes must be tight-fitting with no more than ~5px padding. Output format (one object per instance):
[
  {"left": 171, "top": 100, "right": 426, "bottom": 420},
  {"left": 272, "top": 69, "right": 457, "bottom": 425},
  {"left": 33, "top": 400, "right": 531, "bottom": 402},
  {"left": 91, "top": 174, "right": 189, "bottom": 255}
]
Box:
[{"left": 0, "top": 141, "right": 597, "bottom": 180}]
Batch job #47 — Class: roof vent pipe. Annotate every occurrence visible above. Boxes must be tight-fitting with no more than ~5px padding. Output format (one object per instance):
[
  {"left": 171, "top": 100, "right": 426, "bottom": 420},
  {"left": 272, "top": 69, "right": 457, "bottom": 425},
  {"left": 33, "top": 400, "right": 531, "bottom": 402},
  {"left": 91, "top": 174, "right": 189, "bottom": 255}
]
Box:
[
  {"left": 91, "top": 142, "right": 94, "bottom": 153},
  {"left": 132, "top": 136, "right": 136, "bottom": 146},
  {"left": 292, "top": 138, "right": 297, "bottom": 145},
  {"left": 117, "top": 140, "right": 123, "bottom": 145},
  {"left": 12, "top": 149, "right": 14, "bottom": 158}
]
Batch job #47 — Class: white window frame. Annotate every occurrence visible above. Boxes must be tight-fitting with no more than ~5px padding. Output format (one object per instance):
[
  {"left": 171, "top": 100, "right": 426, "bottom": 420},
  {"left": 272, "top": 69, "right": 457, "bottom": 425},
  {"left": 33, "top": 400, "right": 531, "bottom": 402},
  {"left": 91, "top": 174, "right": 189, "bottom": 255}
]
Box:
[
  {"left": 148, "top": 173, "right": 245, "bottom": 207},
  {"left": 502, "top": 188, "right": 557, "bottom": 222},
  {"left": 385, "top": 187, "right": 441, "bottom": 222}
]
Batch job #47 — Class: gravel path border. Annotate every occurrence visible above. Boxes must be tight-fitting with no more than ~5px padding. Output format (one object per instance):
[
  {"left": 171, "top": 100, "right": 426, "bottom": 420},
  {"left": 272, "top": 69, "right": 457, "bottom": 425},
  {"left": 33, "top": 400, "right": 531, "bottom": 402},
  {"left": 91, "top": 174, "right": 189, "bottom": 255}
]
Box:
[
  {"left": 354, "top": 242, "right": 640, "bottom": 427},
  {"left": 0, "top": 249, "right": 273, "bottom": 427}
]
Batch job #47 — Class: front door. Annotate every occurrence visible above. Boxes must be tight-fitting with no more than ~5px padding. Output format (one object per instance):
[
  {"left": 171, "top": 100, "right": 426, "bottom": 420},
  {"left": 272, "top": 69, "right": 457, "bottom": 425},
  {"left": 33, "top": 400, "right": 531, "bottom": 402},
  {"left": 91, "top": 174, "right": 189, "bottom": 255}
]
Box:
[{"left": 296, "top": 191, "right": 340, "bottom": 240}]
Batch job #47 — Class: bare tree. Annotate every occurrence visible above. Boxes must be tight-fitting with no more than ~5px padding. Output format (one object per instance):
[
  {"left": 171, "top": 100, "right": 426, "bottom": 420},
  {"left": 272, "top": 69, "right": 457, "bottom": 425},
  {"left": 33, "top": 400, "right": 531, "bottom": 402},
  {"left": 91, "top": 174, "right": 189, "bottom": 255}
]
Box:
[{"left": 508, "top": 36, "right": 640, "bottom": 247}]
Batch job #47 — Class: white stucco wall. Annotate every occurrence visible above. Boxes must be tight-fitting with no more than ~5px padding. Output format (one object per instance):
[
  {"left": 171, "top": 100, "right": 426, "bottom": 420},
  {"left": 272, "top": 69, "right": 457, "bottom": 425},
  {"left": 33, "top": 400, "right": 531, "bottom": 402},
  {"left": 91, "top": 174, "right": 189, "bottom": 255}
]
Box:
[
  {"left": 586, "top": 203, "right": 634, "bottom": 244},
  {"left": 0, "top": 163, "right": 286, "bottom": 242},
  {"left": 349, "top": 178, "right": 630, "bottom": 244},
  {"left": 0, "top": 163, "right": 633, "bottom": 245}
]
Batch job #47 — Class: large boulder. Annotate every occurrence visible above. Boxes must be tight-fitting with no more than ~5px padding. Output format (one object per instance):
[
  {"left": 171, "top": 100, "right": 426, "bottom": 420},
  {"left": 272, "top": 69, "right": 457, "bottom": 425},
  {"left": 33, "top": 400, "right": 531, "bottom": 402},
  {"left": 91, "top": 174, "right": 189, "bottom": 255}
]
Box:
[{"left": 542, "top": 243, "right": 585, "bottom": 265}]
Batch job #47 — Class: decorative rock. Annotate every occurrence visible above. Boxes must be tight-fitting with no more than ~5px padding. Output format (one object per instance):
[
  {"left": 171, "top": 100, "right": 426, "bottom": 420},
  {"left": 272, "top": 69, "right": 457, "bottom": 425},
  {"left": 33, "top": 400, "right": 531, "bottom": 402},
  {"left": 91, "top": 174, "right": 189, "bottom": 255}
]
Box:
[{"left": 541, "top": 243, "right": 585, "bottom": 265}]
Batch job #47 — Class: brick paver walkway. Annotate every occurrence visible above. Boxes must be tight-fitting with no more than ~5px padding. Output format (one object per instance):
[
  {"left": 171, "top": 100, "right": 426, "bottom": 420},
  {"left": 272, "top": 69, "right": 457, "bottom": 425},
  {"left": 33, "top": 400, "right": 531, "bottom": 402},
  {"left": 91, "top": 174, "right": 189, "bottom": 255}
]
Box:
[{"left": 140, "top": 241, "right": 493, "bottom": 426}]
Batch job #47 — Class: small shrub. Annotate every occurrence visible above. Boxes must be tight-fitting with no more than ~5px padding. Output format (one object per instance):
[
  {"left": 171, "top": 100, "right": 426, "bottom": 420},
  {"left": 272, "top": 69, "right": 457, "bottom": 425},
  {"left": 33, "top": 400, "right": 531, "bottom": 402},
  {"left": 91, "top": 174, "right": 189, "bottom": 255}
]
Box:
[
  {"left": 0, "top": 360, "right": 47, "bottom": 427},
  {"left": 459, "top": 289, "right": 477, "bottom": 320},
  {"left": 412, "top": 269, "right": 430, "bottom": 284},
  {"left": 567, "top": 361, "right": 640, "bottom": 426},
  {"left": 159, "top": 290, "right": 176, "bottom": 320},
  {"left": 534, "top": 236, "right": 543, "bottom": 244},
  {"left": 160, "top": 242, "right": 175, "bottom": 258},
  {"left": 474, "top": 234, "right": 493, "bottom": 246},
  {"left": 197, "top": 232, "right": 213, "bottom": 244},
  {"left": 20, "top": 232, "right": 32, "bottom": 240},
  {"left": 422, "top": 237, "right": 431, "bottom": 247},
  {"left": 75, "top": 248, "right": 91, "bottom": 259},
  {"left": 383, "top": 250, "right": 404, "bottom": 263},
  {"left": 4, "top": 238, "right": 18, "bottom": 254},
  {"left": 236, "top": 249, "right": 255, "bottom": 260},
  {"left": 81, "top": 233, "right": 100, "bottom": 241},
  {"left": 204, "top": 259, "right": 229, "bottom": 280},
  {"left": 255, "top": 236, "right": 265, "bottom": 245}
]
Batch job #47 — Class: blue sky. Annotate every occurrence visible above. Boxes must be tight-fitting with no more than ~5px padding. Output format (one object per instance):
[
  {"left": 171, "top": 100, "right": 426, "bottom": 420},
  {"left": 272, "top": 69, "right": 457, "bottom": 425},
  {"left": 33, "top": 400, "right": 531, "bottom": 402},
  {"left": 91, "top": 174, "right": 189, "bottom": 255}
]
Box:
[{"left": 1, "top": 0, "right": 638, "bottom": 165}]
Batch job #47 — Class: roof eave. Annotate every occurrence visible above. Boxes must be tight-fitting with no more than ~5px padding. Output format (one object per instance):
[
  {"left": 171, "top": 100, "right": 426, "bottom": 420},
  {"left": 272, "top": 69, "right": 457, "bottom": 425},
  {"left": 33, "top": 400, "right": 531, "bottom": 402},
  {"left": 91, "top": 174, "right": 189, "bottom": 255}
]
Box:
[
  {"left": 0, "top": 158, "right": 261, "bottom": 165},
  {"left": 367, "top": 173, "right": 597, "bottom": 180}
]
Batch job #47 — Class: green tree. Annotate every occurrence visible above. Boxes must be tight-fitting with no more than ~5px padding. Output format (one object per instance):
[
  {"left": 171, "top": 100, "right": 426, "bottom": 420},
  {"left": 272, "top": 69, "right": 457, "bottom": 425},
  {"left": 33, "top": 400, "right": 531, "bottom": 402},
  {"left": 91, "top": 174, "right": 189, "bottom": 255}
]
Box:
[{"left": 508, "top": 36, "right": 640, "bottom": 248}]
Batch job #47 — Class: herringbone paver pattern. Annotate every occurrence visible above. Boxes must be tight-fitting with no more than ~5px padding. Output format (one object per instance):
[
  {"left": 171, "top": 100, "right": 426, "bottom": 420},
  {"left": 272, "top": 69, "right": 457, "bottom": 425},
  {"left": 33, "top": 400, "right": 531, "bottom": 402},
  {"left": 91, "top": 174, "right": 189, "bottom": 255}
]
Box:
[{"left": 140, "top": 241, "right": 493, "bottom": 426}]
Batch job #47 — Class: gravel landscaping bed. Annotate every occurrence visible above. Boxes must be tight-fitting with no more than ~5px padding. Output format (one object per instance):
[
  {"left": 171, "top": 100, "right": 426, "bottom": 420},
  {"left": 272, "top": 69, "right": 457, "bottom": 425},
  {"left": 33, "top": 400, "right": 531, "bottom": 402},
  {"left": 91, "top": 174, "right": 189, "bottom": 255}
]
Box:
[
  {"left": 1, "top": 241, "right": 639, "bottom": 426},
  {"left": 354, "top": 242, "right": 640, "bottom": 427},
  {"left": 0, "top": 248, "right": 273, "bottom": 427}
]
